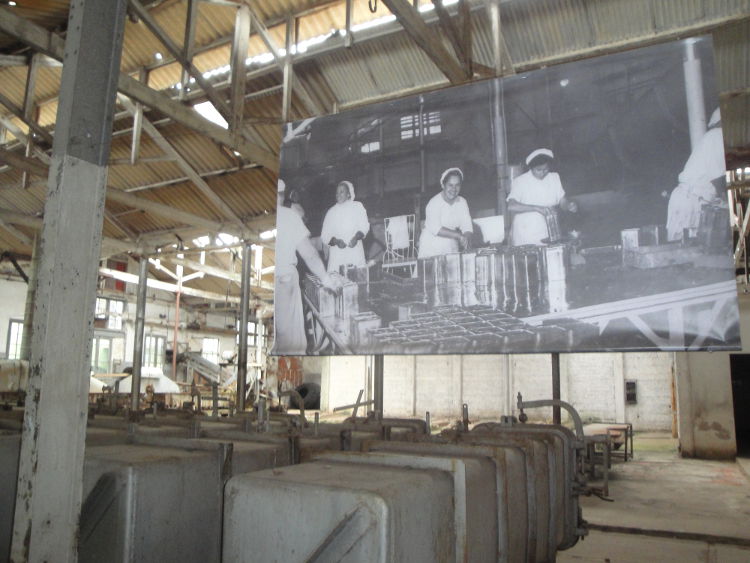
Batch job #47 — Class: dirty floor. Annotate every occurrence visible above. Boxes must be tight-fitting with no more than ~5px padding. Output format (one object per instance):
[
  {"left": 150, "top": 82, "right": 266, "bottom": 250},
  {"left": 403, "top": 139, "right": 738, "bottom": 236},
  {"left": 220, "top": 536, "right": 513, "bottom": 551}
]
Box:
[{"left": 559, "top": 433, "right": 750, "bottom": 562}]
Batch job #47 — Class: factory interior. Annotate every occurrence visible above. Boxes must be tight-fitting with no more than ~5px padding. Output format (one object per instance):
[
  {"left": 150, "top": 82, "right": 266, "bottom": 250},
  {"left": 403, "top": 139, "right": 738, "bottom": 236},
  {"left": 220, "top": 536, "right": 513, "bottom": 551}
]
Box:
[{"left": 1, "top": 0, "right": 750, "bottom": 561}]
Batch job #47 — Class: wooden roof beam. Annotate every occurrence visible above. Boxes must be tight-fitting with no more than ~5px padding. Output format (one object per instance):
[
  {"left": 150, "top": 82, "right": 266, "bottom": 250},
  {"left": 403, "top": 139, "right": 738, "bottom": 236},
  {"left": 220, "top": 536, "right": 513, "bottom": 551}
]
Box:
[
  {"left": 380, "top": 0, "right": 468, "bottom": 84},
  {"left": 0, "top": 6, "right": 278, "bottom": 172},
  {"left": 118, "top": 95, "right": 246, "bottom": 228}
]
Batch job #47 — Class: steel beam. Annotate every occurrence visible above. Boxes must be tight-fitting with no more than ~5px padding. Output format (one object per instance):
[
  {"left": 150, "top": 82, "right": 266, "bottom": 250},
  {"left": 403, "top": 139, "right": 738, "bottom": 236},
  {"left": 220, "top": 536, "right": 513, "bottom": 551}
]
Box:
[
  {"left": 130, "top": 68, "right": 147, "bottom": 164},
  {"left": 380, "top": 0, "right": 467, "bottom": 84},
  {"left": 0, "top": 6, "right": 278, "bottom": 171},
  {"left": 130, "top": 257, "right": 149, "bottom": 418},
  {"left": 119, "top": 95, "right": 245, "bottom": 226},
  {"left": 236, "top": 242, "right": 252, "bottom": 412},
  {"left": 230, "top": 4, "right": 251, "bottom": 134},
  {"left": 99, "top": 267, "right": 242, "bottom": 302},
  {"left": 0, "top": 91, "right": 53, "bottom": 146},
  {"left": 180, "top": 0, "right": 199, "bottom": 100},
  {"left": 0, "top": 219, "right": 33, "bottom": 246},
  {"left": 373, "top": 354, "right": 384, "bottom": 417},
  {"left": 431, "top": 0, "right": 471, "bottom": 75},
  {"left": 128, "top": 0, "right": 233, "bottom": 120},
  {"left": 11, "top": 1, "right": 128, "bottom": 562}
]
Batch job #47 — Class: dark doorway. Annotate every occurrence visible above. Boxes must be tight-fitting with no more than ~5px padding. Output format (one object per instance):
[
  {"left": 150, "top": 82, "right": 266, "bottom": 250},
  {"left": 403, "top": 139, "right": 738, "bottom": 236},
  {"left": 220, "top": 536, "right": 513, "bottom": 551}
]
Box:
[{"left": 729, "top": 354, "right": 750, "bottom": 456}]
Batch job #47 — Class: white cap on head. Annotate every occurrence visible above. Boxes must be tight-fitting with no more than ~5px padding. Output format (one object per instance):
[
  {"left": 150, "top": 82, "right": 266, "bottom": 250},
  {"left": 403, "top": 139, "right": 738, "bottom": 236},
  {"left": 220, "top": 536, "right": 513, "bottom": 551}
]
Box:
[
  {"left": 440, "top": 167, "right": 463, "bottom": 187},
  {"left": 277, "top": 178, "right": 286, "bottom": 193},
  {"left": 526, "top": 148, "right": 554, "bottom": 166},
  {"left": 708, "top": 108, "right": 721, "bottom": 128},
  {"left": 338, "top": 180, "right": 355, "bottom": 200}
]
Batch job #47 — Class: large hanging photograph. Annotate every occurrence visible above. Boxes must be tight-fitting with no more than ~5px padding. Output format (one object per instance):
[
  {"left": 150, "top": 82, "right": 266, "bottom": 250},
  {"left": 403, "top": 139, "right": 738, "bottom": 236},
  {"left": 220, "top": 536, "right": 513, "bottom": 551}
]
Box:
[{"left": 272, "top": 36, "right": 740, "bottom": 356}]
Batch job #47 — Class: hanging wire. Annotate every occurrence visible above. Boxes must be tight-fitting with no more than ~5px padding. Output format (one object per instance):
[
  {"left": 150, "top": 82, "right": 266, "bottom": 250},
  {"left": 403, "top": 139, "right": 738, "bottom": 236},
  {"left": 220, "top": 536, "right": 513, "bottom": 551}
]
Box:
[{"left": 369, "top": 0, "right": 378, "bottom": 13}]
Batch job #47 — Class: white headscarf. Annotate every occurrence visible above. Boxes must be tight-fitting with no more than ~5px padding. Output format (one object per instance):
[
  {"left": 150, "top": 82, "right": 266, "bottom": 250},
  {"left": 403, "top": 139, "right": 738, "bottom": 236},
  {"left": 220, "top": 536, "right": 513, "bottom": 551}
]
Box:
[
  {"left": 338, "top": 180, "right": 355, "bottom": 201},
  {"left": 525, "top": 148, "right": 554, "bottom": 166},
  {"left": 440, "top": 167, "right": 463, "bottom": 187}
]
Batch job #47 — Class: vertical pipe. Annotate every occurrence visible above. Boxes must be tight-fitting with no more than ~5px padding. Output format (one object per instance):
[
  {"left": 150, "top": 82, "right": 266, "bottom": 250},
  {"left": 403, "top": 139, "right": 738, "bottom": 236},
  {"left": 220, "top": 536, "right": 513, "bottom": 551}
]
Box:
[
  {"left": 373, "top": 354, "right": 384, "bottom": 417},
  {"left": 19, "top": 234, "right": 41, "bottom": 362},
  {"left": 172, "top": 291, "right": 181, "bottom": 380},
  {"left": 130, "top": 257, "right": 149, "bottom": 417},
  {"left": 551, "top": 352, "right": 561, "bottom": 424},
  {"left": 683, "top": 39, "right": 706, "bottom": 150},
  {"left": 491, "top": 79, "right": 511, "bottom": 217},
  {"left": 237, "top": 242, "right": 252, "bottom": 413}
]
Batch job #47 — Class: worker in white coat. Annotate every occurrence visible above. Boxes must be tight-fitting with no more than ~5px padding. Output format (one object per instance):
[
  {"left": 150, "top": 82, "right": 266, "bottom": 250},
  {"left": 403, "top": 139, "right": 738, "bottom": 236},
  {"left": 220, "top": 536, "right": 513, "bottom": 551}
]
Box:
[
  {"left": 272, "top": 180, "right": 340, "bottom": 356},
  {"left": 320, "top": 181, "right": 370, "bottom": 273},
  {"left": 507, "top": 148, "right": 577, "bottom": 246},
  {"left": 666, "top": 108, "right": 726, "bottom": 241},
  {"left": 418, "top": 167, "right": 474, "bottom": 258}
]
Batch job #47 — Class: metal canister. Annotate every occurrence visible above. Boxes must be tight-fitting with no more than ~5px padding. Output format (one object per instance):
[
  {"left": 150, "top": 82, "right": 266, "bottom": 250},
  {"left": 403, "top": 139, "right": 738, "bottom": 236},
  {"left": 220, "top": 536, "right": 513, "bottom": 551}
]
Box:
[{"left": 545, "top": 211, "right": 562, "bottom": 243}]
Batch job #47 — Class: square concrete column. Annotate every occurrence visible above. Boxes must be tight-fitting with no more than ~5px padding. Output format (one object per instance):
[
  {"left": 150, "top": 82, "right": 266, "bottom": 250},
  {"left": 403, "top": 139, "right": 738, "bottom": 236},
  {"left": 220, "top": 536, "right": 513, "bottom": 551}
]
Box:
[{"left": 11, "top": 1, "right": 127, "bottom": 561}]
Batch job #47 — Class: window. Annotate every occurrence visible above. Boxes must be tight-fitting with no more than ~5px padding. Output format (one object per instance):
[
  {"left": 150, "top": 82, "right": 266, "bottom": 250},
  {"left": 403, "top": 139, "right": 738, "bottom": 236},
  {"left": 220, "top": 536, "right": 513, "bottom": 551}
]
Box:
[
  {"left": 6, "top": 319, "right": 23, "bottom": 360},
  {"left": 91, "top": 336, "right": 112, "bottom": 374},
  {"left": 143, "top": 335, "right": 165, "bottom": 368},
  {"left": 400, "top": 111, "right": 441, "bottom": 140},
  {"left": 625, "top": 380, "right": 637, "bottom": 405},
  {"left": 202, "top": 337, "right": 220, "bottom": 365},
  {"left": 360, "top": 140, "right": 381, "bottom": 153},
  {"left": 95, "top": 297, "right": 125, "bottom": 330},
  {"left": 237, "top": 320, "right": 264, "bottom": 348}
]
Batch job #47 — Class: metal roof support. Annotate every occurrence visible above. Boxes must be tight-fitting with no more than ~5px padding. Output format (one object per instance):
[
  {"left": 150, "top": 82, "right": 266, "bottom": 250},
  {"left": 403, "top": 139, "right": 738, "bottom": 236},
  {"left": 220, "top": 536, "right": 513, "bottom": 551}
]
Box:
[
  {"left": 485, "top": 0, "right": 514, "bottom": 75},
  {"left": 231, "top": 4, "right": 251, "bottom": 137},
  {"left": 380, "top": 0, "right": 467, "bottom": 84},
  {"left": 130, "top": 68, "right": 147, "bottom": 164},
  {"left": 180, "top": 0, "right": 199, "bottom": 101},
  {"left": 118, "top": 96, "right": 246, "bottom": 227},
  {"left": 243, "top": 1, "right": 324, "bottom": 116},
  {"left": 0, "top": 6, "right": 278, "bottom": 171},
  {"left": 0, "top": 219, "right": 33, "bottom": 246},
  {"left": 0, "top": 91, "right": 53, "bottom": 146},
  {"left": 10, "top": 1, "right": 128, "bottom": 562},
  {"left": 127, "top": 0, "right": 233, "bottom": 120},
  {"left": 431, "top": 0, "right": 472, "bottom": 77}
]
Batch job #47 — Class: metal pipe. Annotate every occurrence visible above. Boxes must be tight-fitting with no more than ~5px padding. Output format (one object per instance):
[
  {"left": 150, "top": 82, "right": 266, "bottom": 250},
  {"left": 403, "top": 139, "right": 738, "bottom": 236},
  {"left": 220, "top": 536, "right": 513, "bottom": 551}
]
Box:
[
  {"left": 517, "top": 392, "right": 584, "bottom": 442},
  {"left": 373, "top": 355, "right": 384, "bottom": 417},
  {"left": 551, "top": 352, "right": 561, "bottom": 424},
  {"left": 130, "top": 257, "right": 149, "bottom": 417},
  {"left": 236, "top": 242, "right": 252, "bottom": 413},
  {"left": 683, "top": 39, "right": 706, "bottom": 150}
]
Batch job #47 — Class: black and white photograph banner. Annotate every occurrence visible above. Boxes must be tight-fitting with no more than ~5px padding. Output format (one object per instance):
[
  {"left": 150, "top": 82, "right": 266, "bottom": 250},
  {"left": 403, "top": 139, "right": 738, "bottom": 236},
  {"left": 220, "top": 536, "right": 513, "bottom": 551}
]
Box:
[{"left": 271, "top": 36, "right": 741, "bottom": 356}]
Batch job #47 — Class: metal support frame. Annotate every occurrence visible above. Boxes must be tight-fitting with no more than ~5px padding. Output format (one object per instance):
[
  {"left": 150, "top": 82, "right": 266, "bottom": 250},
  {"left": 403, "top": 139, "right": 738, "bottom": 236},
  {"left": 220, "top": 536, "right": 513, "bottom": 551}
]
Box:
[
  {"left": 373, "top": 354, "right": 384, "bottom": 417},
  {"left": 230, "top": 4, "right": 251, "bottom": 135},
  {"left": 551, "top": 352, "right": 561, "bottom": 425},
  {"left": 11, "top": 1, "right": 128, "bottom": 561},
  {"left": 180, "top": 0, "right": 199, "bottom": 100},
  {"left": 130, "top": 257, "right": 149, "bottom": 419},
  {"left": 236, "top": 242, "right": 252, "bottom": 413}
]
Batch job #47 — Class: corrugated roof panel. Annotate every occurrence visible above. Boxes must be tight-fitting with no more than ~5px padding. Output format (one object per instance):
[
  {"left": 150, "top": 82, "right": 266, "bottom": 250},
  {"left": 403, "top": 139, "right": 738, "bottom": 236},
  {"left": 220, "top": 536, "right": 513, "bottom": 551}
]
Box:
[{"left": 714, "top": 20, "right": 750, "bottom": 93}]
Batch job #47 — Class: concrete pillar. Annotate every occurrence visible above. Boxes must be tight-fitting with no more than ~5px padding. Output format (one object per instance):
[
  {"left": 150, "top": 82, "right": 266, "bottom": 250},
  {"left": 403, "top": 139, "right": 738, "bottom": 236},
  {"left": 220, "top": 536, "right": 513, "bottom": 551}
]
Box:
[
  {"left": 373, "top": 354, "right": 384, "bottom": 416},
  {"left": 19, "top": 234, "right": 41, "bottom": 362},
  {"left": 683, "top": 39, "right": 707, "bottom": 150},
  {"left": 236, "top": 242, "right": 252, "bottom": 412},
  {"left": 614, "top": 353, "right": 626, "bottom": 422},
  {"left": 130, "top": 257, "right": 149, "bottom": 418},
  {"left": 11, "top": 1, "right": 127, "bottom": 561}
]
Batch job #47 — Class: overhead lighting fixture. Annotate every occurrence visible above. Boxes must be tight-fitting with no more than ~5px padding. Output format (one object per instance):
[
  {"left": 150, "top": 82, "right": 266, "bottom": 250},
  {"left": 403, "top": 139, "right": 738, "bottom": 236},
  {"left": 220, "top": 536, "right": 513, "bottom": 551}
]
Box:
[
  {"left": 260, "top": 229, "right": 276, "bottom": 240},
  {"left": 154, "top": 52, "right": 163, "bottom": 61},
  {"left": 8, "top": 1, "right": 17, "bottom": 6}
]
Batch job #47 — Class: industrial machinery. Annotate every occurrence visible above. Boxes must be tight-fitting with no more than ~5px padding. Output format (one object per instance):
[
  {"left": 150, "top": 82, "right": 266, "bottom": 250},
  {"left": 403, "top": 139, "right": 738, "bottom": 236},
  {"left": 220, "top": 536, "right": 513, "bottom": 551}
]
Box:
[{"left": 0, "top": 395, "right": 590, "bottom": 563}]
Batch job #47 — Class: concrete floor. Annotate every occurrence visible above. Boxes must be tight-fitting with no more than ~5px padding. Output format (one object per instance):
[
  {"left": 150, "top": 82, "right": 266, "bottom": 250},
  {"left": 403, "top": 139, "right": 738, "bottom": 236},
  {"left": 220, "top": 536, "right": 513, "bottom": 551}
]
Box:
[{"left": 559, "top": 433, "right": 750, "bottom": 562}]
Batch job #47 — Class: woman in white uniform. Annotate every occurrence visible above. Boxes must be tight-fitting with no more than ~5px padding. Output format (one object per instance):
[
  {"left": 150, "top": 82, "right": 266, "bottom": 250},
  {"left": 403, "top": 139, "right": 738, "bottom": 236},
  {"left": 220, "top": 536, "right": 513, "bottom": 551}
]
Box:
[
  {"left": 666, "top": 108, "right": 725, "bottom": 241},
  {"left": 418, "top": 167, "right": 474, "bottom": 258},
  {"left": 320, "top": 181, "right": 370, "bottom": 273},
  {"left": 507, "top": 149, "right": 577, "bottom": 246}
]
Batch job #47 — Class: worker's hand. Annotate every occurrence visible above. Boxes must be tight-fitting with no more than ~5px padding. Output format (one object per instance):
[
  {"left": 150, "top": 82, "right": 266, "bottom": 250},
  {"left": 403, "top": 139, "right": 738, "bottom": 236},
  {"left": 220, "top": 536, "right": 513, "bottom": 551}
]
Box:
[
  {"left": 566, "top": 200, "right": 578, "bottom": 213},
  {"left": 336, "top": 238, "right": 347, "bottom": 249},
  {"left": 320, "top": 273, "right": 342, "bottom": 293},
  {"left": 348, "top": 236, "right": 359, "bottom": 248},
  {"left": 459, "top": 233, "right": 471, "bottom": 251}
]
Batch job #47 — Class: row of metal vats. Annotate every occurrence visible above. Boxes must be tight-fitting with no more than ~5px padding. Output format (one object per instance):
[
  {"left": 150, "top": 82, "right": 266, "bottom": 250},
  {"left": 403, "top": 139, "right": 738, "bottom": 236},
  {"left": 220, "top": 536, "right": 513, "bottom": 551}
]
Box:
[
  {"left": 303, "top": 242, "right": 601, "bottom": 354},
  {"left": 0, "top": 399, "right": 589, "bottom": 562}
]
